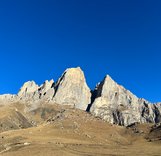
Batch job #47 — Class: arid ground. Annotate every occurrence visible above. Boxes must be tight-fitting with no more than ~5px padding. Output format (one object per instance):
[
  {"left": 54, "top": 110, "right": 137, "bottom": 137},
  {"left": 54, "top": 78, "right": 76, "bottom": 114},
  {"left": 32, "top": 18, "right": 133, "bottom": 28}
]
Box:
[{"left": 0, "top": 103, "right": 161, "bottom": 156}]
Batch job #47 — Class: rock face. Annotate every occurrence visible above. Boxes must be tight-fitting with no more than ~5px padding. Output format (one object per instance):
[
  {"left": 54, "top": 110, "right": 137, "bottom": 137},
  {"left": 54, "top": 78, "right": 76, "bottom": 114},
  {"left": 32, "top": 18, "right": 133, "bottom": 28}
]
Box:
[
  {"left": 17, "top": 80, "right": 55, "bottom": 102},
  {"left": 1, "top": 67, "right": 161, "bottom": 126},
  {"left": 18, "top": 81, "right": 39, "bottom": 100},
  {"left": 12, "top": 67, "right": 91, "bottom": 110},
  {"left": 0, "top": 94, "right": 18, "bottom": 105},
  {"left": 38, "top": 79, "right": 55, "bottom": 101},
  {"left": 90, "top": 75, "right": 161, "bottom": 126},
  {"left": 53, "top": 67, "right": 91, "bottom": 110}
]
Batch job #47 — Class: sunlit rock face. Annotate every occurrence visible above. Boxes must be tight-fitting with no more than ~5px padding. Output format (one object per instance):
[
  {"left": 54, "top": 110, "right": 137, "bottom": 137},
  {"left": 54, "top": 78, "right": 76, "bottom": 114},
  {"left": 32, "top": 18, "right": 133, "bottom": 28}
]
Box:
[
  {"left": 0, "top": 94, "right": 18, "bottom": 105},
  {"left": 0, "top": 67, "right": 161, "bottom": 126},
  {"left": 90, "top": 75, "right": 161, "bottom": 126},
  {"left": 17, "top": 79, "right": 55, "bottom": 102},
  {"left": 53, "top": 67, "right": 91, "bottom": 110},
  {"left": 38, "top": 79, "right": 55, "bottom": 101},
  {"left": 18, "top": 81, "right": 39, "bottom": 100},
  {"left": 13, "top": 67, "right": 91, "bottom": 110}
]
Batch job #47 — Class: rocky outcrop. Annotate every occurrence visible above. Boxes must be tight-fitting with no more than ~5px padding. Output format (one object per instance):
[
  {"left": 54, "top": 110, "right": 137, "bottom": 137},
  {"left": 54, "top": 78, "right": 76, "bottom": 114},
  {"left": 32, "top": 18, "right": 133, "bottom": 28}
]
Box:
[
  {"left": 0, "top": 67, "right": 161, "bottom": 126},
  {"left": 7, "top": 67, "right": 91, "bottom": 110},
  {"left": 38, "top": 79, "right": 55, "bottom": 101},
  {"left": 90, "top": 75, "right": 161, "bottom": 126},
  {"left": 53, "top": 67, "right": 91, "bottom": 110},
  {"left": 6, "top": 67, "right": 91, "bottom": 110},
  {"left": 17, "top": 80, "right": 55, "bottom": 102},
  {"left": 18, "top": 81, "right": 39, "bottom": 100},
  {"left": 0, "top": 94, "right": 18, "bottom": 105}
]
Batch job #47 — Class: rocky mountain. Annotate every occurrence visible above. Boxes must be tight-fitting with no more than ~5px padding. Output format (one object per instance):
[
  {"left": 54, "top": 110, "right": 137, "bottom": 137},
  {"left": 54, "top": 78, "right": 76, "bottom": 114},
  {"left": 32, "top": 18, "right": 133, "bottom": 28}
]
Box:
[
  {"left": 90, "top": 75, "right": 161, "bottom": 126},
  {"left": 0, "top": 67, "right": 161, "bottom": 126},
  {"left": 17, "top": 80, "right": 55, "bottom": 102},
  {"left": 53, "top": 67, "right": 91, "bottom": 110}
]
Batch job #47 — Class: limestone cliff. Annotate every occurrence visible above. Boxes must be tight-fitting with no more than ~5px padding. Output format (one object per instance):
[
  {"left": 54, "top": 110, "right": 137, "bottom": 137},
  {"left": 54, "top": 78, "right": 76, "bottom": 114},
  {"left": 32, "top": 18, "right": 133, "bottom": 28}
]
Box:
[
  {"left": 90, "top": 75, "right": 161, "bottom": 126},
  {"left": 53, "top": 67, "right": 91, "bottom": 110},
  {"left": 0, "top": 67, "right": 161, "bottom": 126}
]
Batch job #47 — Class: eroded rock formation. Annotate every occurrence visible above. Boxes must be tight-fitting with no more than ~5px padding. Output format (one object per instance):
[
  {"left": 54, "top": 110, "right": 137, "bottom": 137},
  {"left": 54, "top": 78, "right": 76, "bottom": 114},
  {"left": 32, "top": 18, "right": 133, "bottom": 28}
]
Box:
[
  {"left": 90, "top": 75, "right": 161, "bottom": 126},
  {"left": 53, "top": 67, "right": 91, "bottom": 110},
  {"left": 0, "top": 67, "right": 161, "bottom": 126}
]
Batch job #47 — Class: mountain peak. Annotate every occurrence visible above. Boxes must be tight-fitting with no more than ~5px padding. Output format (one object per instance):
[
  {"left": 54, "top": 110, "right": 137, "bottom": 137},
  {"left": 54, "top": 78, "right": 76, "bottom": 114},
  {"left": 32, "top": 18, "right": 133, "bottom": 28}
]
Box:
[
  {"left": 0, "top": 67, "right": 161, "bottom": 127},
  {"left": 63, "top": 67, "right": 85, "bottom": 82},
  {"left": 18, "top": 81, "right": 39, "bottom": 97},
  {"left": 53, "top": 67, "right": 91, "bottom": 110}
]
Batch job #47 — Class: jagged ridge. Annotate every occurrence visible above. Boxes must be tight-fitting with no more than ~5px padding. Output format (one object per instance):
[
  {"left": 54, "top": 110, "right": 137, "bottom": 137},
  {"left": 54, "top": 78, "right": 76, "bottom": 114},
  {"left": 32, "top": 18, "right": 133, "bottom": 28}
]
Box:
[{"left": 0, "top": 67, "right": 161, "bottom": 126}]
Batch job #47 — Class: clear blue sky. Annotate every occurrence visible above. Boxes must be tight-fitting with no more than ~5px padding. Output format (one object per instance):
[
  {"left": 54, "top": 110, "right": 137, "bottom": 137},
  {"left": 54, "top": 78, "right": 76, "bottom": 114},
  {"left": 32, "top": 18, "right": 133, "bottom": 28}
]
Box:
[{"left": 0, "top": 0, "right": 161, "bottom": 102}]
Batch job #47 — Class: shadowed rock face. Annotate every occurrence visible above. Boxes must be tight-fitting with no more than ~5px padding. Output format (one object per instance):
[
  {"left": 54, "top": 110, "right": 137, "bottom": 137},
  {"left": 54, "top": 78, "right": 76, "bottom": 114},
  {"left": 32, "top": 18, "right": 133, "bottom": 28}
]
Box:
[
  {"left": 53, "top": 67, "right": 91, "bottom": 110},
  {"left": 90, "top": 75, "right": 161, "bottom": 126}
]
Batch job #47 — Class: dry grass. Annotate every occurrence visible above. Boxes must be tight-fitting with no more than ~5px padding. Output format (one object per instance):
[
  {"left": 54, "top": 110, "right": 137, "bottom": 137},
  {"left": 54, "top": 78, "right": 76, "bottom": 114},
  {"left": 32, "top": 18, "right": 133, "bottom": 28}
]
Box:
[{"left": 0, "top": 103, "right": 161, "bottom": 156}]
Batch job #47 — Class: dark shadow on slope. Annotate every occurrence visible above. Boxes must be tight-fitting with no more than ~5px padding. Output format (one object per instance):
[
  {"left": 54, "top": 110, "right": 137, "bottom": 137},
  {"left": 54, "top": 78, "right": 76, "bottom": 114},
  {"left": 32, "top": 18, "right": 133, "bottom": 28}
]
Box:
[
  {"left": 86, "top": 77, "right": 106, "bottom": 112},
  {"left": 53, "top": 71, "right": 67, "bottom": 97},
  {"left": 86, "top": 90, "right": 97, "bottom": 112}
]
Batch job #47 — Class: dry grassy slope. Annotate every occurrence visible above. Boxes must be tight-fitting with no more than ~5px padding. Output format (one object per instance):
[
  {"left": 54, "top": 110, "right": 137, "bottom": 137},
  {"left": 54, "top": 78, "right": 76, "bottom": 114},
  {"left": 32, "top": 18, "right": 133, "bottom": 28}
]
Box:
[
  {"left": 146, "top": 124, "right": 161, "bottom": 142},
  {"left": 0, "top": 103, "right": 161, "bottom": 156},
  {"left": 0, "top": 105, "right": 32, "bottom": 133}
]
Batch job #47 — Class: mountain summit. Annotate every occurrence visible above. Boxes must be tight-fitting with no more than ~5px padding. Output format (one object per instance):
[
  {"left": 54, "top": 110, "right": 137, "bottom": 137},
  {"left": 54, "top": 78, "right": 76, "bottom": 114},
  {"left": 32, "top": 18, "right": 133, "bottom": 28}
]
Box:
[{"left": 0, "top": 67, "right": 161, "bottom": 126}]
